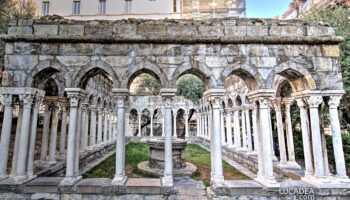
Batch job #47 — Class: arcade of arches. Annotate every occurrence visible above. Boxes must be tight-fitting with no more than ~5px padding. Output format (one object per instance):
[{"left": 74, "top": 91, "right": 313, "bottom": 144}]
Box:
[{"left": 0, "top": 16, "right": 349, "bottom": 199}]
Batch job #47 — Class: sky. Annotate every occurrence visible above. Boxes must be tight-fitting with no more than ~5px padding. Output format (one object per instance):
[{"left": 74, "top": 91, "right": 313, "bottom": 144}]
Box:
[{"left": 246, "top": 0, "right": 292, "bottom": 18}]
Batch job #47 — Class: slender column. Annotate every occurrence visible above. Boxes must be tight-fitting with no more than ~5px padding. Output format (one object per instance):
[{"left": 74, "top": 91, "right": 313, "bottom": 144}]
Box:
[
  {"left": 162, "top": 116, "right": 165, "bottom": 137},
  {"left": 204, "top": 113, "right": 207, "bottom": 138},
  {"left": 104, "top": 109, "right": 108, "bottom": 143},
  {"left": 59, "top": 101, "right": 68, "bottom": 159},
  {"left": 245, "top": 109, "right": 253, "bottom": 151},
  {"left": 125, "top": 112, "right": 130, "bottom": 136},
  {"left": 209, "top": 107, "right": 215, "bottom": 176},
  {"left": 109, "top": 110, "right": 113, "bottom": 141},
  {"left": 89, "top": 105, "right": 97, "bottom": 148},
  {"left": 14, "top": 93, "right": 33, "bottom": 181},
  {"left": 268, "top": 107, "right": 276, "bottom": 161},
  {"left": 26, "top": 93, "right": 44, "bottom": 177},
  {"left": 112, "top": 89, "right": 128, "bottom": 185},
  {"left": 220, "top": 110, "right": 225, "bottom": 144},
  {"left": 74, "top": 102, "right": 83, "bottom": 176},
  {"left": 48, "top": 102, "right": 60, "bottom": 165},
  {"left": 197, "top": 113, "right": 200, "bottom": 137},
  {"left": 61, "top": 89, "right": 85, "bottom": 185},
  {"left": 296, "top": 99, "right": 314, "bottom": 176},
  {"left": 97, "top": 107, "right": 103, "bottom": 145},
  {"left": 150, "top": 112, "right": 154, "bottom": 137},
  {"left": 233, "top": 109, "right": 241, "bottom": 148},
  {"left": 40, "top": 102, "right": 52, "bottom": 164},
  {"left": 80, "top": 104, "right": 88, "bottom": 150},
  {"left": 84, "top": 107, "right": 89, "bottom": 148},
  {"left": 10, "top": 104, "right": 23, "bottom": 176},
  {"left": 138, "top": 113, "right": 142, "bottom": 137},
  {"left": 252, "top": 105, "right": 259, "bottom": 153},
  {"left": 273, "top": 99, "right": 287, "bottom": 166},
  {"left": 173, "top": 112, "right": 177, "bottom": 137},
  {"left": 284, "top": 99, "right": 299, "bottom": 168},
  {"left": 328, "top": 95, "right": 349, "bottom": 181},
  {"left": 242, "top": 108, "right": 247, "bottom": 150},
  {"left": 306, "top": 95, "right": 327, "bottom": 179},
  {"left": 254, "top": 103, "right": 264, "bottom": 177},
  {"left": 225, "top": 110, "right": 233, "bottom": 147},
  {"left": 185, "top": 113, "right": 189, "bottom": 138},
  {"left": 160, "top": 88, "right": 176, "bottom": 187},
  {"left": 0, "top": 94, "right": 13, "bottom": 179}
]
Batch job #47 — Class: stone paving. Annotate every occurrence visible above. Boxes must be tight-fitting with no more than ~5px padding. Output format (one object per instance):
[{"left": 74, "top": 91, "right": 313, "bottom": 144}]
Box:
[{"left": 174, "top": 176, "right": 208, "bottom": 200}]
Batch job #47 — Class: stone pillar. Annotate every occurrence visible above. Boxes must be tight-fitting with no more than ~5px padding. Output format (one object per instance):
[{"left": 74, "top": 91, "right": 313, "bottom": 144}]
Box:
[
  {"left": 252, "top": 105, "right": 259, "bottom": 154},
  {"left": 125, "top": 112, "right": 130, "bottom": 136},
  {"left": 296, "top": 98, "right": 314, "bottom": 176},
  {"left": 254, "top": 103, "right": 264, "bottom": 177},
  {"left": 0, "top": 94, "right": 13, "bottom": 179},
  {"left": 112, "top": 88, "right": 129, "bottom": 185},
  {"left": 328, "top": 95, "right": 349, "bottom": 182},
  {"left": 48, "top": 102, "right": 60, "bottom": 165},
  {"left": 173, "top": 112, "right": 177, "bottom": 137},
  {"left": 204, "top": 113, "right": 207, "bottom": 138},
  {"left": 162, "top": 116, "right": 165, "bottom": 137},
  {"left": 220, "top": 110, "right": 225, "bottom": 144},
  {"left": 89, "top": 105, "right": 97, "bottom": 149},
  {"left": 97, "top": 107, "right": 103, "bottom": 145},
  {"left": 204, "top": 89, "right": 225, "bottom": 186},
  {"left": 160, "top": 88, "right": 176, "bottom": 187},
  {"left": 74, "top": 100, "right": 83, "bottom": 176},
  {"left": 306, "top": 95, "right": 328, "bottom": 181},
  {"left": 225, "top": 109, "right": 233, "bottom": 147},
  {"left": 10, "top": 104, "right": 23, "bottom": 176},
  {"left": 241, "top": 107, "right": 247, "bottom": 150},
  {"left": 60, "top": 88, "right": 86, "bottom": 186},
  {"left": 14, "top": 93, "right": 34, "bottom": 181},
  {"left": 233, "top": 108, "right": 241, "bottom": 149},
  {"left": 284, "top": 99, "right": 300, "bottom": 168},
  {"left": 185, "top": 112, "right": 189, "bottom": 138},
  {"left": 273, "top": 99, "right": 287, "bottom": 166},
  {"left": 150, "top": 111, "right": 154, "bottom": 137},
  {"left": 79, "top": 103, "right": 88, "bottom": 151},
  {"left": 245, "top": 108, "right": 253, "bottom": 151},
  {"left": 59, "top": 101, "right": 68, "bottom": 159},
  {"left": 26, "top": 92, "right": 44, "bottom": 177},
  {"left": 109, "top": 110, "right": 113, "bottom": 141},
  {"left": 104, "top": 109, "right": 108, "bottom": 143},
  {"left": 84, "top": 107, "right": 89, "bottom": 148},
  {"left": 40, "top": 102, "right": 52, "bottom": 164}
]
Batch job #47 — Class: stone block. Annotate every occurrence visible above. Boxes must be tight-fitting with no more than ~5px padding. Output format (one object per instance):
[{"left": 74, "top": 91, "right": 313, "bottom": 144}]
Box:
[
  {"left": 322, "top": 45, "right": 340, "bottom": 57},
  {"left": 224, "top": 26, "right": 247, "bottom": 37},
  {"left": 126, "top": 178, "right": 161, "bottom": 194},
  {"left": 156, "top": 56, "right": 184, "bottom": 64},
  {"left": 18, "top": 19, "right": 33, "bottom": 26},
  {"left": 314, "top": 57, "right": 333, "bottom": 71},
  {"left": 247, "top": 26, "right": 268, "bottom": 37},
  {"left": 198, "top": 25, "right": 223, "bottom": 37},
  {"left": 137, "top": 24, "right": 167, "bottom": 36},
  {"left": 24, "top": 177, "right": 63, "bottom": 193},
  {"left": 249, "top": 45, "right": 269, "bottom": 56},
  {"left": 250, "top": 57, "right": 276, "bottom": 68},
  {"left": 220, "top": 45, "right": 239, "bottom": 56},
  {"left": 101, "top": 56, "right": 130, "bottom": 67},
  {"left": 31, "top": 193, "right": 60, "bottom": 200},
  {"left": 8, "top": 26, "right": 33, "bottom": 36},
  {"left": 6, "top": 55, "right": 38, "bottom": 70},
  {"left": 85, "top": 24, "right": 113, "bottom": 36},
  {"left": 59, "top": 25, "right": 85, "bottom": 36},
  {"left": 205, "top": 56, "right": 227, "bottom": 68},
  {"left": 113, "top": 24, "right": 137, "bottom": 37},
  {"left": 76, "top": 178, "right": 111, "bottom": 194},
  {"left": 307, "top": 26, "right": 335, "bottom": 37},
  {"left": 33, "top": 25, "right": 58, "bottom": 36},
  {"left": 269, "top": 26, "right": 305, "bottom": 36},
  {"left": 56, "top": 56, "right": 90, "bottom": 66},
  {"left": 5, "top": 44, "right": 13, "bottom": 54}
]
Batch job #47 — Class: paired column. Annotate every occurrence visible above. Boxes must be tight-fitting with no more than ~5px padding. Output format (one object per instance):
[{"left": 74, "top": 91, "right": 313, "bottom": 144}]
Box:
[
  {"left": 138, "top": 113, "right": 142, "bottom": 137},
  {"left": 112, "top": 88, "right": 128, "bottom": 185},
  {"left": 173, "top": 112, "right": 177, "bottom": 137},
  {"left": 220, "top": 110, "right": 225, "bottom": 144},
  {"left": 233, "top": 108, "right": 241, "bottom": 149},
  {"left": 59, "top": 101, "right": 69, "bottom": 159},
  {"left": 284, "top": 99, "right": 300, "bottom": 168},
  {"left": 39, "top": 102, "right": 52, "bottom": 165},
  {"left": 97, "top": 107, "right": 103, "bottom": 145},
  {"left": 150, "top": 111, "right": 154, "bottom": 137},
  {"left": 48, "top": 102, "right": 60, "bottom": 165},
  {"left": 225, "top": 109, "right": 233, "bottom": 147},
  {"left": 103, "top": 109, "right": 108, "bottom": 143},
  {"left": 273, "top": 99, "right": 288, "bottom": 167},
  {"left": 89, "top": 105, "right": 97, "bottom": 149},
  {"left": 185, "top": 112, "right": 189, "bottom": 138},
  {"left": 245, "top": 108, "right": 253, "bottom": 151},
  {"left": 241, "top": 107, "right": 247, "bottom": 150}
]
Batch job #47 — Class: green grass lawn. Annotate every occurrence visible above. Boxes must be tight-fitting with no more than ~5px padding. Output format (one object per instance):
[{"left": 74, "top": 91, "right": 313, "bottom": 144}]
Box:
[{"left": 83, "top": 143, "right": 250, "bottom": 185}]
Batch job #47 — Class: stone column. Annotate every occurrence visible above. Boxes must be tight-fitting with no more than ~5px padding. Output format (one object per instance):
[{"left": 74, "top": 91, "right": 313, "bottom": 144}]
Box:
[
  {"left": 162, "top": 116, "right": 165, "bottom": 137},
  {"left": 10, "top": 104, "right": 23, "bottom": 176},
  {"left": 27, "top": 93, "right": 44, "bottom": 177},
  {"left": 79, "top": 103, "right": 87, "bottom": 151},
  {"left": 59, "top": 101, "right": 68, "bottom": 159},
  {"left": 103, "top": 109, "right": 108, "bottom": 143},
  {"left": 306, "top": 95, "right": 327, "bottom": 180},
  {"left": 74, "top": 101, "right": 83, "bottom": 176},
  {"left": 150, "top": 111, "right": 154, "bottom": 137},
  {"left": 328, "top": 95, "right": 349, "bottom": 181},
  {"left": 109, "top": 110, "right": 113, "bottom": 141},
  {"left": 296, "top": 98, "right": 314, "bottom": 176},
  {"left": 173, "top": 112, "right": 177, "bottom": 137},
  {"left": 254, "top": 103, "right": 264, "bottom": 177},
  {"left": 0, "top": 94, "right": 13, "bottom": 179},
  {"left": 241, "top": 107, "right": 247, "bottom": 150},
  {"left": 245, "top": 108, "right": 253, "bottom": 151},
  {"left": 138, "top": 113, "right": 142, "bottom": 137},
  {"left": 125, "top": 112, "right": 130, "bottom": 136},
  {"left": 220, "top": 110, "right": 225, "bottom": 144},
  {"left": 84, "top": 107, "right": 89, "bottom": 148},
  {"left": 48, "top": 102, "right": 60, "bottom": 165},
  {"left": 273, "top": 99, "right": 287, "bottom": 166},
  {"left": 160, "top": 88, "right": 176, "bottom": 187},
  {"left": 89, "top": 105, "right": 97, "bottom": 149},
  {"left": 40, "top": 102, "right": 52, "bottom": 164},
  {"left": 284, "top": 99, "right": 299, "bottom": 168},
  {"left": 97, "top": 107, "right": 103, "bottom": 145},
  {"left": 233, "top": 108, "right": 241, "bottom": 149},
  {"left": 185, "top": 112, "right": 189, "bottom": 138},
  {"left": 225, "top": 109, "right": 233, "bottom": 147},
  {"left": 204, "top": 89, "right": 225, "bottom": 186},
  {"left": 204, "top": 113, "right": 207, "bottom": 138},
  {"left": 112, "top": 88, "right": 128, "bottom": 185},
  {"left": 14, "top": 93, "right": 34, "bottom": 181},
  {"left": 252, "top": 105, "right": 259, "bottom": 154}
]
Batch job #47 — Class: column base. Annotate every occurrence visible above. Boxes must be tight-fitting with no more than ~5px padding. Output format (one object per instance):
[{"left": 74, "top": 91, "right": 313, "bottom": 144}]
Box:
[
  {"left": 47, "top": 160, "right": 57, "bottom": 165},
  {"left": 286, "top": 161, "right": 301, "bottom": 169},
  {"left": 38, "top": 161, "right": 50, "bottom": 168},
  {"left": 58, "top": 154, "right": 67, "bottom": 160},
  {"left": 301, "top": 175, "right": 331, "bottom": 188},
  {"left": 60, "top": 176, "right": 82, "bottom": 186},
  {"left": 210, "top": 175, "right": 226, "bottom": 187},
  {"left": 272, "top": 156, "right": 278, "bottom": 162},
  {"left": 161, "top": 175, "right": 173, "bottom": 187},
  {"left": 255, "top": 175, "right": 280, "bottom": 188},
  {"left": 112, "top": 175, "right": 127, "bottom": 186},
  {"left": 0, "top": 174, "right": 9, "bottom": 180},
  {"left": 277, "top": 162, "right": 290, "bottom": 168},
  {"left": 336, "top": 175, "right": 350, "bottom": 183},
  {"left": 12, "top": 174, "right": 27, "bottom": 182}
]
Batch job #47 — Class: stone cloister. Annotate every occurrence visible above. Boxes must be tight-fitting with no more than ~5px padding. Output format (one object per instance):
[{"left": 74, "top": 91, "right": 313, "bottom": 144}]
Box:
[{"left": 0, "top": 16, "right": 349, "bottom": 199}]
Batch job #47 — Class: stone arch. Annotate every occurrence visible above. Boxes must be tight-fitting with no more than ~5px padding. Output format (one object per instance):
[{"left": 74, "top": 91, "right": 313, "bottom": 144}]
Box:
[
  {"left": 76, "top": 67, "right": 115, "bottom": 89},
  {"left": 88, "top": 93, "right": 96, "bottom": 105},
  {"left": 31, "top": 67, "right": 66, "bottom": 97},
  {"left": 122, "top": 64, "right": 168, "bottom": 89},
  {"left": 235, "top": 95, "right": 242, "bottom": 107},
  {"left": 96, "top": 96, "right": 103, "bottom": 107},
  {"left": 222, "top": 68, "right": 261, "bottom": 91},
  {"left": 227, "top": 98, "right": 233, "bottom": 108},
  {"left": 170, "top": 65, "right": 216, "bottom": 90}
]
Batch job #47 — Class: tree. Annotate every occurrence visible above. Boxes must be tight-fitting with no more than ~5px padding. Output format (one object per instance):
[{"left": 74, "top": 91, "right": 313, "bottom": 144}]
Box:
[
  {"left": 134, "top": 74, "right": 161, "bottom": 95},
  {"left": 176, "top": 74, "right": 205, "bottom": 103},
  {"left": 300, "top": 5, "right": 350, "bottom": 132}
]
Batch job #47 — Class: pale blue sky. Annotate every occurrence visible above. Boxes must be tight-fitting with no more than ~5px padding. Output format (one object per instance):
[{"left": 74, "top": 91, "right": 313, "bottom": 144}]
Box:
[{"left": 246, "top": 0, "right": 291, "bottom": 18}]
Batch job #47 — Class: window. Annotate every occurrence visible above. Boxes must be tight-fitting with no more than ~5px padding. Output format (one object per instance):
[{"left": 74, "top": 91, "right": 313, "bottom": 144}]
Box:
[
  {"left": 73, "top": 1, "right": 81, "bottom": 15},
  {"left": 99, "top": 0, "right": 106, "bottom": 14},
  {"left": 124, "top": 0, "right": 132, "bottom": 14},
  {"left": 173, "top": 0, "right": 176, "bottom": 12},
  {"left": 42, "top": 2, "right": 50, "bottom": 15}
]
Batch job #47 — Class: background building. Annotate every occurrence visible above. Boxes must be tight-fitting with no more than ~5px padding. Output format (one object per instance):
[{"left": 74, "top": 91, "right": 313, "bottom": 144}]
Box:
[{"left": 32, "top": 0, "right": 246, "bottom": 20}]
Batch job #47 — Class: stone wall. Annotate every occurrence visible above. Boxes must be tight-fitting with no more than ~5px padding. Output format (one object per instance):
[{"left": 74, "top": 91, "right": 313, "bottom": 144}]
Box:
[{"left": 0, "top": 16, "right": 344, "bottom": 92}]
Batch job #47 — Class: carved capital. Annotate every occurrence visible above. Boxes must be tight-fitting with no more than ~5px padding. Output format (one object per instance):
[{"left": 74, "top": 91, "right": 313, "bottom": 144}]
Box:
[
  {"left": 67, "top": 94, "right": 80, "bottom": 107},
  {"left": 116, "top": 96, "right": 127, "bottom": 108},
  {"left": 272, "top": 98, "right": 282, "bottom": 111},
  {"left": 328, "top": 95, "right": 342, "bottom": 109},
  {"left": 209, "top": 97, "right": 221, "bottom": 109},
  {"left": 34, "top": 95, "right": 44, "bottom": 108},
  {"left": 306, "top": 95, "right": 323, "bottom": 108},
  {"left": 19, "top": 93, "right": 34, "bottom": 108},
  {"left": 258, "top": 96, "right": 272, "bottom": 109},
  {"left": 0, "top": 94, "right": 13, "bottom": 107},
  {"left": 296, "top": 98, "right": 307, "bottom": 109}
]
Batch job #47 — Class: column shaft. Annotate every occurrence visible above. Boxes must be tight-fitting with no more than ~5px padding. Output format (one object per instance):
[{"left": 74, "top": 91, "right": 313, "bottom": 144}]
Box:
[
  {"left": 11, "top": 105, "right": 23, "bottom": 175},
  {"left": 97, "top": 109, "right": 103, "bottom": 144},
  {"left": 0, "top": 95, "right": 13, "bottom": 179},
  {"left": 40, "top": 104, "right": 51, "bottom": 163},
  {"left": 48, "top": 105, "right": 60, "bottom": 164},
  {"left": 220, "top": 111, "right": 225, "bottom": 144},
  {"left": 274, "top": 103, "right": 287, "bottom": 165},
  {"left": 242, "top": 109, "right": 247, "bottom": 149},
  {"left": 89, "top": 107, "right": 97, "bottom": 148},
  {"left": 104, "top": 110, "right": 108, "bottom": 143},
  {"left": 285, "top": 102, "right": 296, "bottom": 163},
  {"left": 226, "top": 111, "right": 233, "bottom": 146},
  {"left": 245, "top": 109, "right": 252, "bottom": 151},
  {"left": 59, "top": 107, "right": 68, "bottom": 158}
]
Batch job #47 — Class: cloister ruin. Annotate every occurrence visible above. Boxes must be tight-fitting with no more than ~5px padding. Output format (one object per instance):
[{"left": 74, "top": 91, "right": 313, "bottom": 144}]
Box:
[{"left": 0, "top": 16, "right": 349, "bottom": 199}]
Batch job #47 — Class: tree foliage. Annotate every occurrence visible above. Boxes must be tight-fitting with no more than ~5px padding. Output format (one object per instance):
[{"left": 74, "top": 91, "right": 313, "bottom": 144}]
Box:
[
  {"left": 134, "top": 74, "right": 161, "bottom": 96},
  {"left": 300, "top": 5, "right": 350, "bottom": 132},
  {"left": 176, "top": 74, "right": 205, "bottom": 103}
]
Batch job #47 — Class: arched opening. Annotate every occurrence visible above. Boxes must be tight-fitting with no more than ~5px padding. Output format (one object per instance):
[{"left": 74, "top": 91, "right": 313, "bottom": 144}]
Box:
[
  {"left": 152, "top": 108, "right": 163, "bottom": 136},
  {"left": 128, "top": 69, "right": 163, "bottom": 95},
  {"left": 129, "top": 109, "right": 139, "bottom": 137},
  {"left": 141, "top": 109, "right": 151, "bottom": 136},
  {"left": 188, "top": 108, "right": 197, "bottom": 137},
  {"left": 175, "top": 109, "right": 185, "bottom": 139}
]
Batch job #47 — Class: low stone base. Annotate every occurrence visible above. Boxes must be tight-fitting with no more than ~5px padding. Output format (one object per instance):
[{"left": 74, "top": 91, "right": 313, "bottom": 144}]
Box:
[{"left": 137, "top": 161, "right": 197, "bottom": 177}]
